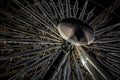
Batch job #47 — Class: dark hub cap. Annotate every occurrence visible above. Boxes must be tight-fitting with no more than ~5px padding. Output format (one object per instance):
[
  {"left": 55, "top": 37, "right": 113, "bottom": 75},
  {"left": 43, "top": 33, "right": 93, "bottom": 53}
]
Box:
[{"left": 57, "top": 18, "right": 94, "bottom": 46}]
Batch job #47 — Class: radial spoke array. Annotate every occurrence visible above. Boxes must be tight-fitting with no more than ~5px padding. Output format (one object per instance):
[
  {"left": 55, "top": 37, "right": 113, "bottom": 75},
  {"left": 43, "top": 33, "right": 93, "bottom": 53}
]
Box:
[{"left": 0, "top": 0, "right": 120, "bottom": 80}]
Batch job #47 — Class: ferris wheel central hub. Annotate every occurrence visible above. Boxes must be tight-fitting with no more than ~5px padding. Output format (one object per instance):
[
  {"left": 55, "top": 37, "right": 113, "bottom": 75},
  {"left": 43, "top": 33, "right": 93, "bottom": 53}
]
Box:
[{"left": 57, "top": 18, "right": 94, "bottom": 46}]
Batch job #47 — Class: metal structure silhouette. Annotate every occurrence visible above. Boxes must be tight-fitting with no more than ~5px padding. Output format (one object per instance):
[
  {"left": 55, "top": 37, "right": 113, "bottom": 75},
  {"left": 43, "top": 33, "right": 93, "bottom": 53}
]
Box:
[{"left": 0, "top": 0, "right": 120, "bottom": 80}]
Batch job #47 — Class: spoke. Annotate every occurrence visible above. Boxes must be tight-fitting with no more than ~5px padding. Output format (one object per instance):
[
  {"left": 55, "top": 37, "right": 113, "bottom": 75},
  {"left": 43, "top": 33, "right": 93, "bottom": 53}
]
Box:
[
  {"left": 50, "top": 0, "right": 62, "bottom": 21},
  {"left": 42, "top": 45, "right": 70, "bottom": 80},
  {"left": 97, "top": 58, "right": 120, "bottom": 77},
  {"left": 8, "top": 57, "right": 38, "bottom": 70},
  {"left": 12, "top": 0, "right": 60, "bottom": 37},
  {"left": 0, "top": 46, "right": 60, "bottom": 60},
  {"left": 25, "top": 1, "right": 59, "bottom": 32},
  {"left": 73, "top": 0, "right": 79, "bottom": 18},
  {"left": 90, "top": 0, "right": 120, "bottom": 29},
  {"left": 9, "top": 49, "right": 58, "bottom": 70},
  {"left": 0, "top": 12, "right": 62, "bottom": 40},
  {"left": 75, "top": 62, "right": 84, "bottom": 80},
  {"left": 63, "top": 56, "right": 71, "bottom": 80},
  {"left": 93, "top": 51, "right": 120, "bottom": 64},
  {"left": 0, "top": 24, "right": 40, "bottom": 38},
  {"left": 36, "top": 36, "right": 62, "bottom": 42},
  {"left": 76, "top": 47, "right": 112, "bottom": 80},
  {"left": 84, "top": 45, "right": 120, "bottom": 54},
  {"left": 0, "top": 32, "right": 26, "bottom": 38},
  {"left": 95, "top": 23, "right": 120, "bottom": 36},
  {"left": 31, "top": 67, "right": 46, "bottom": 80},
  {"left": 58, "top": 0, "right": 65, "bottom": 19},
  {"left": 94, "top": 45, "right": 120, "bottom": 53},
  {"left": 41, "top": 0, "right": 53, "bottom": 17},
  {"left": 0, "top": 39, "right": 61, "bottom": 44},
  {"left": 0, "top": 32, "right": 19, "bottom": 35},
  {"left": 108, "top": 53, "right": 120, "bottom": 58},
  {"left": 79, "top": 0, "right": 89, "bottom": 20},
  {"left": 17, "top": 19, "right": 61, "bottom": 40},
  {"left": 106, "top": 59, "right": 120, "bottom": 70},
  {"left": 1, "top": 46, "right": 27, "bottom": 51},
  {"left": 34, "top": 1, "right": 56, "bottom": 25},
  {"left": 86, "top": 7, "right": 95, "bottom": 21},
  {"left": 104, "top": 31, "right": 120, "bottom": 36},
  {"left": 0, "top": 69, "right": 20, "bottom": 78},
  {"left": 66, "top": 0, "right": 71, "bottom": 18},
  {"left": 12, "top": 56, "right": 38, "bottom": 68},
  {"left": 76, "top": 47, "right": 100, "bottom": 80},
  {"left": 56, "top": 69, "right": 62, "bottom": 80},
  {"left": 73, "top": 53, "right": 84, "bottom": 80},
  {"left": 94, "top": 38, "right": 120, "bottom": 43},
  {"left": 9, "top": 53, "right": 52, "bottom": 80},
  {"left": 93, "top": 18, "right": 112, "bottom": 31}
]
